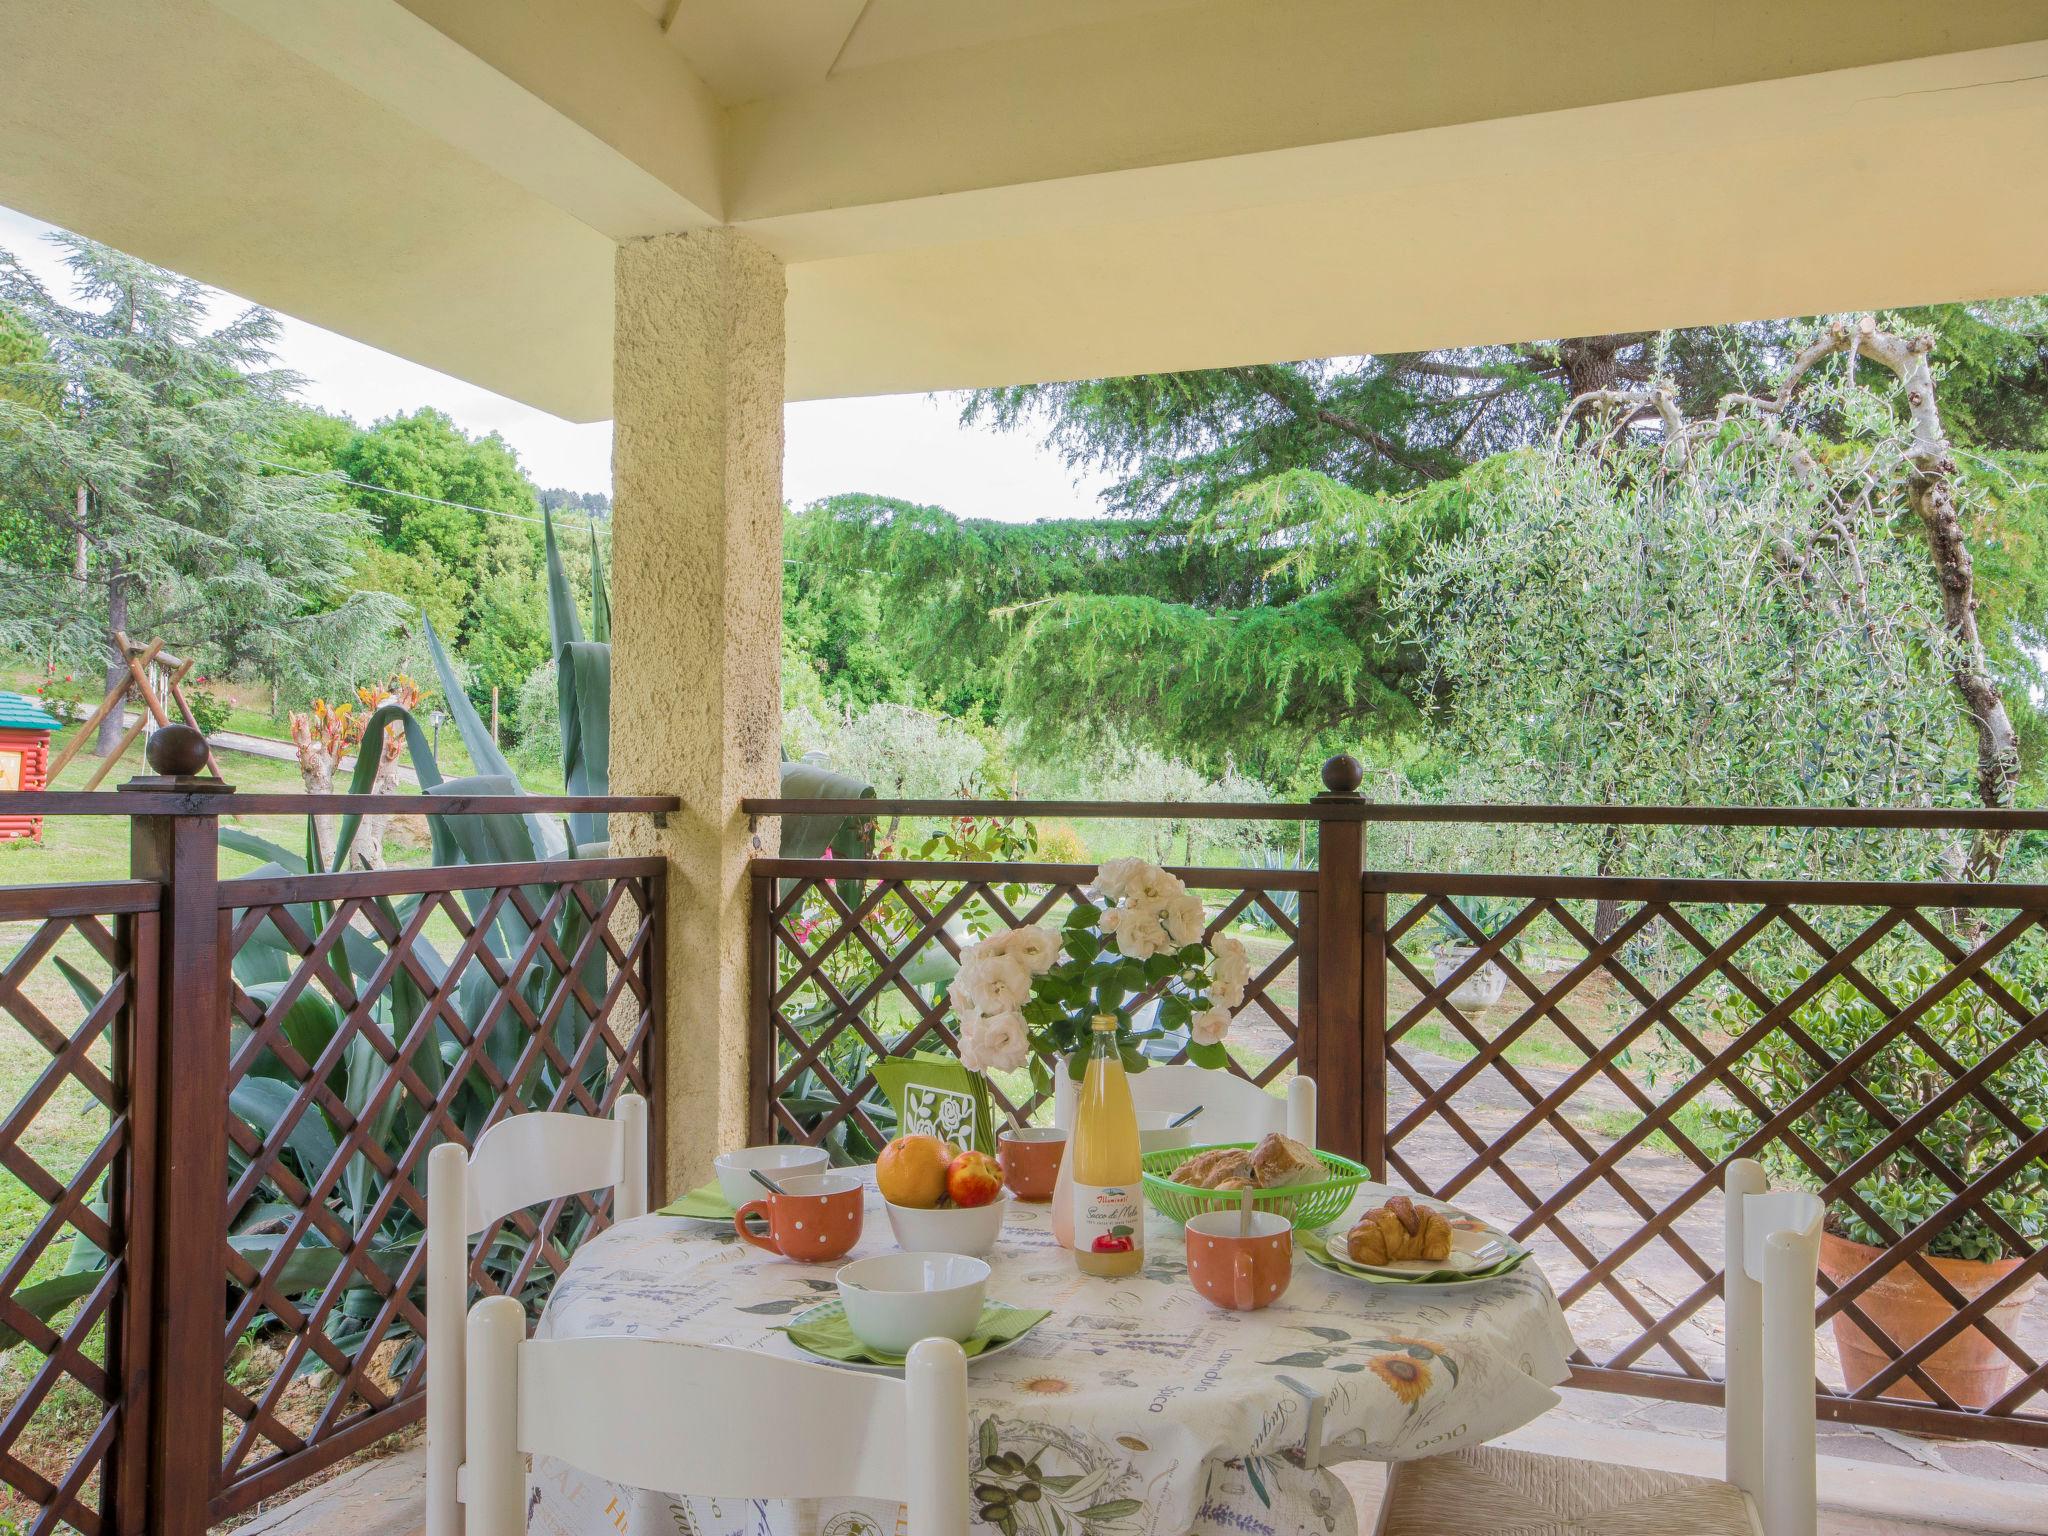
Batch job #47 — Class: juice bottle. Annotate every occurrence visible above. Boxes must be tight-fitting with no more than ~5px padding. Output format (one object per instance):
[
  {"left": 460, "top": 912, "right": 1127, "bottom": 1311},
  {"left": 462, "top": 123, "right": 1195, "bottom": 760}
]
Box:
[{"left": 1070, "top": 1014, "right": 1144, "bottom": 1278}]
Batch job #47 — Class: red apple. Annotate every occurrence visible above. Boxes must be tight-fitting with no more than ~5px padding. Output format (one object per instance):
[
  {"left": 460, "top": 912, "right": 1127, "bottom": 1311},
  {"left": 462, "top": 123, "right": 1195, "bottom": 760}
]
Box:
[{"left": 944, "top": 1149, "right": 1003, "bottom": 1208}]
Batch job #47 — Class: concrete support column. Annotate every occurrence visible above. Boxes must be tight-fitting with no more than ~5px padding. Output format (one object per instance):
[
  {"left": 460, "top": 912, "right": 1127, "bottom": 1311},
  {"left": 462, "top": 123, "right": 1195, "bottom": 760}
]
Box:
[{"left": 610, "top": 229, "right": 784, "bottom": 1199}]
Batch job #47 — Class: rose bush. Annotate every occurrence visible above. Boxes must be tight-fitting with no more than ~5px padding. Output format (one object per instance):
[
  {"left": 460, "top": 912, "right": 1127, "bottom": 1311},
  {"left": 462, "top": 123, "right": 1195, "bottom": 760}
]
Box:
[{"left": 948, "top": 858, "right": 1247, "bottom": 1090}]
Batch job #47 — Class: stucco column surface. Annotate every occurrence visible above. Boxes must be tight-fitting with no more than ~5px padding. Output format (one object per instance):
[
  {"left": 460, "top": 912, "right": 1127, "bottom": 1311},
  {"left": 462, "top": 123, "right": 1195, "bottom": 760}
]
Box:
[{"left": 610, "top": 229, "right": 784, "bottom": 1199}]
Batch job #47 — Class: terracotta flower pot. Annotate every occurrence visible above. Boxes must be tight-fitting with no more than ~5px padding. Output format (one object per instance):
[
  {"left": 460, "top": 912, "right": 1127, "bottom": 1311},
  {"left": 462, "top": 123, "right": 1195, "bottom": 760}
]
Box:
[{"left": 1817, "top": 1229, "right": 2039, "bottom": 1410}]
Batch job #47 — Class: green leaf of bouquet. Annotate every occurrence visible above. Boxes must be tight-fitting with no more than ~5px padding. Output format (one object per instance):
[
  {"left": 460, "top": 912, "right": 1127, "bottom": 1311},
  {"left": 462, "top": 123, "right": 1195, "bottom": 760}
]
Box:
[
  {"left": 1066, "top": 931, "right": 1100, "bottom": 963},
  {"left": 1064, "top": 901, "right": 1099, "bottom": 928},
  {"left": 1143, "top": 952, "right": 1177, "bottom": 982},
  {"left": 1187, "top": 1040, "right": 1229, "bottom": 1070}
]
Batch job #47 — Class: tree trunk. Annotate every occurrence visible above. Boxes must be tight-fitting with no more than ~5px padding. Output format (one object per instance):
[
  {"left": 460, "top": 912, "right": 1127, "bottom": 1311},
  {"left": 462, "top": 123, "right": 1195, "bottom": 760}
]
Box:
[
  {"left": 1592, "top": 826, "right": 1626, "bottom": 943},
  {"left": 1768, "top": 320, "right": 2018, "bottom": 878},
  {"left": 95, "top": 575, "right": 128, "bottom": 759},
  {"left": 301, "top": 755, "right": 336, "bottom": 871},
  {"left": 71, "top": 485, "right": 88, "bottom": 584},
  {"left": 354, "top": 729, "right": 405, "bottom": 870}
]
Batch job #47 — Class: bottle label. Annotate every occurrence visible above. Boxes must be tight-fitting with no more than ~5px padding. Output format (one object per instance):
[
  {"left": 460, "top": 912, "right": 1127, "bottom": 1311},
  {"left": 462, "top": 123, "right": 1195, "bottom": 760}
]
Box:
[{"left": 1072, "top": 1180, "right": 1144, "bottom": 1258}]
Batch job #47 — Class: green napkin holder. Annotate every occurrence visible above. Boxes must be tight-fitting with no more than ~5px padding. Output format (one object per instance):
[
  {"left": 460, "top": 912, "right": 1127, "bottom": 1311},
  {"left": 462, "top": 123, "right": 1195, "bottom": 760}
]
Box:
[{"left": 871, "top": 1052, "right": 996, "bottom": 1154}]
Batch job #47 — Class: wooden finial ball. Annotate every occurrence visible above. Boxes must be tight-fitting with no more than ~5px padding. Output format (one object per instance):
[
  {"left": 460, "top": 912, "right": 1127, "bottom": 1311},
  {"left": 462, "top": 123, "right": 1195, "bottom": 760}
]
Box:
[
  {"left": 1320, "top": 754, "right": 1364, "bottom": 795},
  {"left": 147, "top": 724, "right": 209, "bottom": 778}
]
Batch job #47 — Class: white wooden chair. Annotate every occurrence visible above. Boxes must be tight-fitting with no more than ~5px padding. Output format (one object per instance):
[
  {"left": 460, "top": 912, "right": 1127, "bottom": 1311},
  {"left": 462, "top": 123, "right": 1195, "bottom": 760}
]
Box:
[
  {"left": 460, "top": 1294, "right": 971, "bottom": 1535},
  {"left": 425, "top": 1096, "right": 648, "bottom": 1536},
  {"left": 1055, "top": 1065, "right": 1317, "bottom": 1146},
  {"left": 1371, "top": 1158, "right": 1823, "bottom": 1536}
]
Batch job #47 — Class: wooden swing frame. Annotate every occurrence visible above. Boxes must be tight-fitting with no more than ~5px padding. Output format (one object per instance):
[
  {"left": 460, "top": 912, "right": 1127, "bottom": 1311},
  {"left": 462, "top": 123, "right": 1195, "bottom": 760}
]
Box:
[{"left": 46, "top": 630, "right": 225, "bottom": 789}]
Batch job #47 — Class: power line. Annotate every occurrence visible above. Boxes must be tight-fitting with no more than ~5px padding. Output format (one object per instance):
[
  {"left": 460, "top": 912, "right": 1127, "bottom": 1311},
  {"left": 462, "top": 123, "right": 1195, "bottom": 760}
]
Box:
[{"left": 252, "top": 458, "right": 608, "bottom": 530}]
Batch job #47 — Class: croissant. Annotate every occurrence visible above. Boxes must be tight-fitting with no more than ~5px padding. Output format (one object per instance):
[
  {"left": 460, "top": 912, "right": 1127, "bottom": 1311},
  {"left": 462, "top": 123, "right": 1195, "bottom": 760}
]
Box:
[
  {"left": 1247, "top": 1133, "right": 1319, "bottom": 1188},
  {"left": 1345, "top": 1196, "right": 1453, "bottom": 1266},
  {"left": 1173, "top": 1148, "right": 1255, "bottom": 1189}
]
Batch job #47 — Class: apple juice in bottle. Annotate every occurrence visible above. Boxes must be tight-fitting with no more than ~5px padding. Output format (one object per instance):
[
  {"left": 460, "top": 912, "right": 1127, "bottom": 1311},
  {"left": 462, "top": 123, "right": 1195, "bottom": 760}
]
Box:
[{"left": 1070, "top": 1014, "right": 1144, "bottom": 1278}]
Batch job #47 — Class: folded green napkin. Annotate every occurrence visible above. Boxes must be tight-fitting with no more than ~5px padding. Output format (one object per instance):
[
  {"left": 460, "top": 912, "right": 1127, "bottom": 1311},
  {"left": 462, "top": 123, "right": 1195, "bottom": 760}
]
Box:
[
  {"left": 778, "top": 1301, "right": 1049, "bottom": 1366},
  {"left": 660, "top": 1180, "right": 736, "bottom": 1221}
]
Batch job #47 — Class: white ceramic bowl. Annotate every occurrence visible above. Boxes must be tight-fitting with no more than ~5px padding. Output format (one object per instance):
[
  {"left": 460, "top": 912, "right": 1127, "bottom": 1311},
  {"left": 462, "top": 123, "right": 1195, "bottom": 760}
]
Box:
[
  {"left": 1137, "top": 1110, "right": 1198, "bottom": 1155},
  {"left": 714, "top": 1145, "right": 829, "bottom": 1208},
  {"left": 835, "top": 1252, "right": 989, "bottom": 1354},
  {"left": 883, "top": 1191, "right": 1010, "bottom": 1256}
]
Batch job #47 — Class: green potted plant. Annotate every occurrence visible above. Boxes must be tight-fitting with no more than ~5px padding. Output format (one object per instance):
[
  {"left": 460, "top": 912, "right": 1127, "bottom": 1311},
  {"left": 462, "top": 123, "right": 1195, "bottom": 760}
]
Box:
[{"left": 1713, "top": 952, "right": 2047, "bottom": 1409}]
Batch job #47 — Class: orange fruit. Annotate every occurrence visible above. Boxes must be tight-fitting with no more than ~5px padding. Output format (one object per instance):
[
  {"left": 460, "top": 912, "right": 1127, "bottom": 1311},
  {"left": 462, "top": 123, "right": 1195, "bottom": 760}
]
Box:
[{"left": 877, "top": 1134, "right": 951, "bottom": 1208}]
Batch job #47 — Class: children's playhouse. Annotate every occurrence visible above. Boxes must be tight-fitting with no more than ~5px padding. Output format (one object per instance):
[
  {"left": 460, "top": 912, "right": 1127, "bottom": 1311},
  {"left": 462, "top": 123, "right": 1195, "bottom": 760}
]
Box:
[{"left": 0, "top": 692, "right": 61, "bottom": 841}]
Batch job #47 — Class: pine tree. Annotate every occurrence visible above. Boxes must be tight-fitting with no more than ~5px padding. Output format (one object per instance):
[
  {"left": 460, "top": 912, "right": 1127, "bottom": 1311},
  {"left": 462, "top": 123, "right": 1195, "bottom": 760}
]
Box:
[{"left": 0, "top": 233, "right": 390, "bottom": 754}]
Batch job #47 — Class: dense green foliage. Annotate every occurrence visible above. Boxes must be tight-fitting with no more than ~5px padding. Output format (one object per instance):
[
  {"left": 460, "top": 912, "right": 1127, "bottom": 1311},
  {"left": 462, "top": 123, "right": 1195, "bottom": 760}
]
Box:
[
  {"left": 0, "top": 235, "right": 395, "bottom": 740},
  {"left": 0, "top": 231, "right": 615, "bottom": 745},
  {"left": 782, "top": 309, "right": 2048, "bottom": 824}
]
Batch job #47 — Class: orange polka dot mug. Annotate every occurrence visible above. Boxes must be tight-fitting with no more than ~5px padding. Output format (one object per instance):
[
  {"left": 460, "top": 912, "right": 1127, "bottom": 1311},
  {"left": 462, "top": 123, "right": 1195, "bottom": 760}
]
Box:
[
  {"left": 1184, "top": 1208, "right": 1293, "bottom": 1310},
  {"left": 734, "top": 1172, "right": 864, "bottom": 1262}
]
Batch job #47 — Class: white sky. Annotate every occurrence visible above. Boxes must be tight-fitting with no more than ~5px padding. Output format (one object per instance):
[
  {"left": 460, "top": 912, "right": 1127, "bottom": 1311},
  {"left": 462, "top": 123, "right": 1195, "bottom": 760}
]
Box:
[{"left": 0, "top": 203, "right": 1111, "bottom": 520}]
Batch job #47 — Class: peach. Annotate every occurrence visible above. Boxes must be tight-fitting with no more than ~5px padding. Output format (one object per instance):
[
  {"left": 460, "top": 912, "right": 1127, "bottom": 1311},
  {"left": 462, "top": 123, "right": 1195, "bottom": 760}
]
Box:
[
  {"left": 877, "top": 1134, "right": 951, "bottom": 1208},
  {"left": 945, "top": 1149, "right": 1003, "bottom": 1209}
]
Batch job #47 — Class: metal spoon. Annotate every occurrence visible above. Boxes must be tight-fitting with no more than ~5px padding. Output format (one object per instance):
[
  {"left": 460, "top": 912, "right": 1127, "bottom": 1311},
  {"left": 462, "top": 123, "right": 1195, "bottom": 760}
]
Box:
[
  {"left": 1168, "top": 1105, "right": 1205, "bottom": 1129},
  {"left": 750, "top": 1167, "right": 791, "bottom": 1197}
]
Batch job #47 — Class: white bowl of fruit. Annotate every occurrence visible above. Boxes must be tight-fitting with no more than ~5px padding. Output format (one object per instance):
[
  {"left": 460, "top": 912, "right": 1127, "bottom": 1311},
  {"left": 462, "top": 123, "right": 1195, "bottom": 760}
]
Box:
[{"left": 876, "top": 1134, "right": 1010, "bottom": 1256}]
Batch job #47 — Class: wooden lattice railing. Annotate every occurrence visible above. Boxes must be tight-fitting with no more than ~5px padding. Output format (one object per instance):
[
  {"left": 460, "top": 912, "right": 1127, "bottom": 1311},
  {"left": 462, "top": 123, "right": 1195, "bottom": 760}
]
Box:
[
  {"left": 10, "top": 771, "right": 2048, "bottom": 1533},
  {"left": 0, "top": 785, "right": 670, "bottom": 1536},
  {"left": 1372, "top": 871, "right": 2048, "bottom": 1446},
  {"left": 214, "top": 856, "right": 663, "bottom": 1514},
  {"left": 745, "top": 778, "right": 2048, "bottom": 1452},
  {"left": 750, "top": 858, "right": 1312, "bottom": 1154},
  {"left": 0, "top": 882, "right": 157, "bottom": 1536}
]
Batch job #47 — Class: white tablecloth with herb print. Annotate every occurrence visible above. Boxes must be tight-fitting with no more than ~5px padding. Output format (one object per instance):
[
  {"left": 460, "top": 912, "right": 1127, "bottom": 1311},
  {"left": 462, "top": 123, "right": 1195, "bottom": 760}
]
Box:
[{"left": 525, "top": 1174, "right": 1574, "bottom": 1536}]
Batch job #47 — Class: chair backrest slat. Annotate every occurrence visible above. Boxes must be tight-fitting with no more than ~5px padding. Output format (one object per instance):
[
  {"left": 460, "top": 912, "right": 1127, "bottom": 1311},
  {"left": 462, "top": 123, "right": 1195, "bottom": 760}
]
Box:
[
  {"left": 517, "top": 1335, "right": 912, "bottom": 1500},
  {"left": 1056, "top": 1065, "right": 1317, "bottom": 1146},
  {"left": 465, "top": 1111, "right": 629, "bottom": 1233},
  {"left": 427, "top": 1097, "right": 647, "bottom": 1536},
  {"left": 464, "top": 1297, "right": 970, "bottom": 1534},
  {"left": 1722, "top": 1157, "right": 1822, "bottom": 1536}
]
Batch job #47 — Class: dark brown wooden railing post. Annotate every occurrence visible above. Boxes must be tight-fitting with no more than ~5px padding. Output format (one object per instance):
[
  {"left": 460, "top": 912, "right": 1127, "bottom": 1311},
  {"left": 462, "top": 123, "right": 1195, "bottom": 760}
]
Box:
[
  {"left": 1308, "top": 755, "right": 1367, "bottom": 1162},
  {"left": 120, "top": 729, "right": 232, "bottom": 1536},
  {"left": 747, "top": 869, "right": 774, "bottom": 1147}
]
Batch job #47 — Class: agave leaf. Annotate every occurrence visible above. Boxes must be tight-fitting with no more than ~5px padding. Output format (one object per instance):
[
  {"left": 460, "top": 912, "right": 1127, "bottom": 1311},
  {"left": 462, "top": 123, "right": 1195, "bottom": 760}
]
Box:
[
  {"left": 219, "top": 827, "right": 308, "bottom": 873},
  {"left": 0, "top": 1272, "right": 105, "bottom": 1348},
  {"left": 557, "top": 639, "right": 611, "bottom": 850},
  {"left": 541, "top": 508, "right": 585, "bottom": 653},
  {"left": 588, "top": 521, "right": 611, "bottom": 644},
  {"left": 328, "top": 700, "right": 448, "bottom": 871},
  {"left": 340, "top": 1034, "right": 397, "bottom": 1234},
  {"left": 61, "top": 1190, "right": 111, "bottom": 1275},
  {"left": 227, "top": 1234, "right": 408, "bottom": 1301},
  {"left": 230, "top": 1076, "right": 341, "bottom": 1181},
  {"left": 237, "top": 979, "right": 345, "bottom": 1089},
  {"left": 422, "top": 614, "right": 516, "bottom": 784},
  {"left": 51, "top": 956, "right": 104, "bottom": 1013}
]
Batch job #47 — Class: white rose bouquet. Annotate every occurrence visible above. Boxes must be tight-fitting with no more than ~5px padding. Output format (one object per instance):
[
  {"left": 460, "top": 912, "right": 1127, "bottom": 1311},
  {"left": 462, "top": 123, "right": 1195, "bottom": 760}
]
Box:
[{"left": 948, "top": 858, "right": 1248, "bottom": 1090}]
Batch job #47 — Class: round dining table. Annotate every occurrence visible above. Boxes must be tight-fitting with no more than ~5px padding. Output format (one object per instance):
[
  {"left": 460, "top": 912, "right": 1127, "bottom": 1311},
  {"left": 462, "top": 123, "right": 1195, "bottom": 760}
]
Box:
[{"left": 525, "top": 1173, "right": 1575, "bottom": 1536}]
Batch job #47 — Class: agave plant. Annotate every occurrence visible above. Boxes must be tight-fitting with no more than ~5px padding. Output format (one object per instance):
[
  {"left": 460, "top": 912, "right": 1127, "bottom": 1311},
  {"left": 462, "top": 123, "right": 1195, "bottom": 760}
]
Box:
[{"left": 11, "top": 513, "right": 880, "bottom": 1363}]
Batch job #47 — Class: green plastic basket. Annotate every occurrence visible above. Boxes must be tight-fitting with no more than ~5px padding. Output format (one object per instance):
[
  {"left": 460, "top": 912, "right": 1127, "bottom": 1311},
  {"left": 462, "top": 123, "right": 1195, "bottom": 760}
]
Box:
[{"left": 1140, "top": 1141, "right": 1368, "bottom": 1231}]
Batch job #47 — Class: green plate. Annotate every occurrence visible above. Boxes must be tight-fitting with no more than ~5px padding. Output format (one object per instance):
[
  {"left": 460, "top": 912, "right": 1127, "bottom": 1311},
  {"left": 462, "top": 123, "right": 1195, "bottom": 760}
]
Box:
[
  {"left": 1301, "top": 1226, "right": 1531, "bottom": 1286},
  {"left": 776, "top": 1298, "right": 1049, "bottom": 1374}
]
